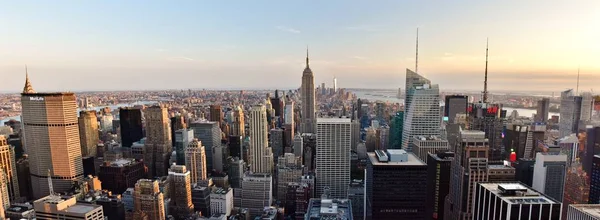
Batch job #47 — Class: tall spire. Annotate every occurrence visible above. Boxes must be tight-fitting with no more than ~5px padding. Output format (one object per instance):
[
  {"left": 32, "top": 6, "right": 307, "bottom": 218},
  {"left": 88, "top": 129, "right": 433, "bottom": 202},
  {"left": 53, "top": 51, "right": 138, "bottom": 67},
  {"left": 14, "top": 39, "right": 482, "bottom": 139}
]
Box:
[
  {"left": 306, "top": 46, "right": 310, "bottom": 68},
  {"left": 23, "top": 65, "right": 35, "bottom": 94},
  {"left": 483, "top": 38, "right": 489, "bottom": 103},
  {"left": 415, "top": 28, "right": 419, "bottom": 73}
]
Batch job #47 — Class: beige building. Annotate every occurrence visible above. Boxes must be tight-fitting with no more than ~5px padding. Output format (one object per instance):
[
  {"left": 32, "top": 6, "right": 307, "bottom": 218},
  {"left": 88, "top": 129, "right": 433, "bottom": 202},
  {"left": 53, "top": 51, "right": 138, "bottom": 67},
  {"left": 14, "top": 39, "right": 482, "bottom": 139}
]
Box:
[
  {"left": 231, "top": 105, "right": 245, "bottom": 137},
  {"left": 185, "top": 138, "right": 207, "bottom": 185},
  {"left": 249, "top": 105, "right": 273, "bottom": 174},
  {"left": 0, "top": 135, "right": 20, "bottom": 202},
  {"left": 134, "top": 179, "right": 165, "bottom": 220},
  {"left": 144, "top": 105, "right": 172, "bottom": 177},
  {"left": 21, "top": 74, "right": 84, "bottom": 198},
  {"left": 168, "top": 165, "right": 194, "bottom": 219},
  {"left": 34, "top": 195, "right": 104, "bottom": 220},
  {"left": 79, "top": 110, "right": 99, "bottom": 157},
  {"left": 300, "top": 50, "right": 316, "bottom": 134}
]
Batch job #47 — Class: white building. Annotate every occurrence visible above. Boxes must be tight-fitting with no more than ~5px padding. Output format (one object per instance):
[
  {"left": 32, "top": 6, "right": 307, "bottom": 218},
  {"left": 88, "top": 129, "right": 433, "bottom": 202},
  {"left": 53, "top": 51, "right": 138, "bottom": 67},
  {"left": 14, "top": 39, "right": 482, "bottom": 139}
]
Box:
[
  {"left": 533, "top": 152, "right": 568, "bottom": 202},
  {"left": 568, "top": 204, "right": 600, "bottom": 220},
  {"left": 249, "top": 105, "right": 273, "bottom": 174},
  {"left": 316, "top": 118, "right": 351, "bottom": 199},
  {"left": 185, "top": 138, "right": 207, "bottom": 185},
  {"left": 210, "top": 187, "right": 233, "bottom": 216},
  {"left": 238, "top": 173, "right": 273, "bottom": 216},
  {"left": 401, "top": 69, "right": 441, "bottom": 151}
]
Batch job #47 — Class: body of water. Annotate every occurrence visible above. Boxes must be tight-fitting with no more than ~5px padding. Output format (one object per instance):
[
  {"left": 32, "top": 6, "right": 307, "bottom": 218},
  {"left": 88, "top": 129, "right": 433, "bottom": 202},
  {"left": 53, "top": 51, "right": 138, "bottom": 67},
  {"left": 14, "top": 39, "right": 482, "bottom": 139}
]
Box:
[{"left": 0, "top": 101, "right": 157, "bottom": 124}]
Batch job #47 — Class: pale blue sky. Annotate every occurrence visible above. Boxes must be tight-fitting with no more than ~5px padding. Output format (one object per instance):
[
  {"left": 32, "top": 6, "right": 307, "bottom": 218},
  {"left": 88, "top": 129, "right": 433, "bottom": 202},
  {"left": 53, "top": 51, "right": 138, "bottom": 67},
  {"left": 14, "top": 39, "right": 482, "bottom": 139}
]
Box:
[{"left": 1, "top": 1, "right": 599, "bottom": 92}]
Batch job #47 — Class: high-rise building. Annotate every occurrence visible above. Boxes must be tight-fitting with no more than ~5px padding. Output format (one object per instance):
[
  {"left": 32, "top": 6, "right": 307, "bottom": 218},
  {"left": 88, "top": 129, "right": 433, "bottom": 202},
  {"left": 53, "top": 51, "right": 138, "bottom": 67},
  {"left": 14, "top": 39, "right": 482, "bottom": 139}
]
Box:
[
  {"left": 467, "top": 103, "right": 505, "bottom": 164},
  {"left": 412, "top": 135, "right": 449, "bottom": 164},
  {"left": 229, "top": 135, "right": 243, "bottom": 159},
  {"left": 34, "top": 195, "right": 105, "bottom": 220},
  {"left": 270, "top": 128, "right": 285, "bottom": 161},
  {"left": 589, "top": 155, "right": 600, "bottom": 204},
  {"left": 560, "top": 89, "right": 583, "bottom": 138},
  {"left": 170, "top": 114, "right": 187, "bottom": 148},
  {"left": 100, "top": 113, "right": 114, "bottom": 133},
  {"left": 351, "top": 118, "right": 360, "bottom": 151},
  {"left": 21, "top": 74, "right": 84, "bottom": 198},
  {"left": 231, "top": 106, "right": 245, "bottom": 137},
  {"left": 0, "top": 169, "right": 9, "bottom": 209},
  {"left": 347, "top": 180, "right": 364, "bottom": 220},
  {"left": 79, "top": 110, "right": 99, "bottom": 157},
  {"left": 366, "top": 149, "right": 427, "bottom": 219},
  {"left": 276, "top": 153, "right": 302, "bottom": 202},
  {"left": 533, "top": 152, "right": 567, "bottom": 202},
  {"left": 401, "top": 69, "right": 441, "bottom": 151},
  {"left": 536, "top": 98, "right": 550, "bottom": 123},
  {"left": 284, "top": 99, "right": 295, "bottom": 126},
  {"left": 302, "top": 133, "right": 317, "bottom": 171},
  {"left": 238, "top": 173, "right": 273, "bottom": 216},
  {"left": 119, "top": 107, "right": 143, "bottom": 148},
  {"left": 472, "top": 182, "right": 562, "bottom": 220},
  {"left": 292, "top": 135, "right": 303, "bottom": 159},
  {"left": 175, "top": 128, "right": 194, "bottom": 165},
  {"left": 426, "top": 152, "right": 453, "bottom": 220},
  {"left": 185, "top": 138, "right": 207, "bottom": 186},
  {"left": 249, "top": 105, "right": 273, "bottom": 174},
  {"left": 0, "top": 136, "right": 20, "bottom": 202},
  {"left": 388, "top": 111, "right": 404, "bottom": 150},
  {"left": 300, "top": 50, "right": 316, "bottom": 134},
  {"left": 515, "top": 158, "right": 536, "bottom": 187},
  {"left": 567, "top": 204, "right": 600, "bottom": 219},
  {"left": 444, "top": 95, "right": 468, "bottom": 123},
  {"left": 285, "top": 182, "right": 311, "bottom": 219},
  {"left": 134, "top": 179, "right": 165, "bottom": 220},
  {"left": 191, "top": 185, "right": 211, "bottom": 216},
  {"left": 98, "top": 158, "right": 145, "bottom": 195},
  {"left": 168, "top": 165, "right": 194, "bottom": 219},
  {"left": 316, "top": 118, "right": 351, "bottom": 199},
  {"left": 585, "top": 126, "right": 600, "bottom": 175},
  {"left": 189, "top": 120, "right": 221, "bottom": 172},
  {"left": 228, "top": 157, "right": 245, "bottom": 189},
  {"left": 143, "top": 105, "right": 172, "bottom": 178},
  {"left": 445, "top": 130, "right": 489, "bottom": 220},
  {"left": 581, "top": 92, "right": 595, "bottom": 122},
  {"left": 210, "top": 187, "right": 233, "bottom": 216}
]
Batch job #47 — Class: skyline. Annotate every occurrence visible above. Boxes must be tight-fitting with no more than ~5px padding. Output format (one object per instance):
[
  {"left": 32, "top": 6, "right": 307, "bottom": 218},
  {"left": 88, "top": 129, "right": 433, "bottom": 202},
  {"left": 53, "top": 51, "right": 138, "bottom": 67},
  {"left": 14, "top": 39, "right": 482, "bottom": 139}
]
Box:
[{"left": 1, "top": 1, "right": 599, "bottom": 92}]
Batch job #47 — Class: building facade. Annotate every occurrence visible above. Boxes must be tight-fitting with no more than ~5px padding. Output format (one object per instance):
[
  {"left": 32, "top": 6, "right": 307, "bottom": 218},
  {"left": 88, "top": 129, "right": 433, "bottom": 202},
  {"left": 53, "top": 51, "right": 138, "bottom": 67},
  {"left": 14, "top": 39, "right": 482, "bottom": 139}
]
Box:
[
  {"left": 300, "top": 51, "right": 316, "bottom": 134},
  {"left": 79, "top": 110, "right": 99, "bottom": 157},
  {"left": 401, "top": 69, "right": 441, "bottom": 151},
  {"left": 143, "top": 105, "right": 172, "bottom": 178},
  {"left": 249, "top": 105, "right": 273, "bottom": 174},
  {"left": 0, "top": 136, "right": 20, "bottom": 202},
  {"left": 316, "top": 118, "right": 351, "bottom": 199},
  {"left": 210, "top": 187, "right": 233, "bottom": 216},
  {"left": 134, "top": 179, "right": 165, "bottom": 220},
  {"left": 533, "top": 152, "right": 567, "bottom": 202},
  {"left": 168, "top": 165, "right": 194, "bottom": 219},
  {"left": 412, "top": 135, "right": 449, "bottom": 164},
  {"left": 175, "top": 128, "right": 194, "bottom": 165},
  {"left": 426, "top": 152, "right": 453, "bottom": 220},
  {"left": 185, "top": 138, "right": 207, "bottom": 186},
  {"left": 119, "top": 107, "right": 144, "bottom": 148},
  {"left": 190, "top": 120, "right": 221, "bottom": 172}
]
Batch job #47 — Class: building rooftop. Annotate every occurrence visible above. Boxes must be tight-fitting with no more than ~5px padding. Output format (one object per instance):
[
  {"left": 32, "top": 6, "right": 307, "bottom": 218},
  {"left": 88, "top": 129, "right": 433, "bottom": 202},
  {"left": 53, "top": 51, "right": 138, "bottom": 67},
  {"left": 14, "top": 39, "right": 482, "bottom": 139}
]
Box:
[
  {"left": 306, "top": 198, "right": 352, "bottom": 220},
  {"left": 569, "top": 204, "right": 600, "bottom": 217},
  {"left": 317, "top": 117, "right": 351, "bottom": 123},
  {"left": 479, "top": 182, "right": 558, "bottom": 205},
  {"left": 367, "top": 150, "right": 426, "bottom": 166},
  {"left": 63, "top": 204, "right": 99, "bottom": 214},
  {"left": 107, "top": 158, "right": 136, "bottom": 167}
]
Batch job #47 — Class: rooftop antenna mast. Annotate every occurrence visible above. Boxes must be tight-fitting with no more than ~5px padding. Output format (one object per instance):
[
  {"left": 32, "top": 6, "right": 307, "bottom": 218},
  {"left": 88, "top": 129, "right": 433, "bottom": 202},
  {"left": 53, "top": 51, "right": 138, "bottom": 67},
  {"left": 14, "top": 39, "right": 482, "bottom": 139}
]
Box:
[
  {"left": 415, "top": 28, "right": 419, "bottom": 73},
  {"left": 483, "top": 38, "right": 489, "bottom": 103}
]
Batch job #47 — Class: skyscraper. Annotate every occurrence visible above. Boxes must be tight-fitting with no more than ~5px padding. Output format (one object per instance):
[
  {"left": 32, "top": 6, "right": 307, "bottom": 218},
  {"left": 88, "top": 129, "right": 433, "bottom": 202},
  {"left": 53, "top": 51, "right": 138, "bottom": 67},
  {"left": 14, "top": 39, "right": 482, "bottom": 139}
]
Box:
[
  {"left": 444, "top": 95, "right": 468, "bottom": 123},
  {"left": 238, "top": 173, "right": 273, "bottom": 216},
  {"left": 284, "top": 99, "right": 295, "bottom": 126},
  {"left": 119, "top": 107, "right": 143, "bottom": 148},
  {"left": 316, "top": 118, "right": 351, "bottom": 199},
  {"left": 134, "top": 179, "right": 165, "bottom": 220},
  {"left": 560, "top": 89, "right": 582, "bottom": 138},
  {"left": 536, "top": 98, "right": 550, "bottom": 123},
  {"left": 78, "top": 110, "right": 99, "bottom": 157},
  {"left": 0, "top": 135, "right": 20, "bottom": 202},
  {"left": 231, "top": 105, "right": 245, "bottom": 137},
  {"left": 533, "top": 152, "right": 567, "bottom": 202},
  {"left": 402, "top": 69, "right": 441, "bottom": 151},
  {"left": 249, "top": 105, "right": 273, "bottom": 174},
  {"left": 185, "top": 138, "right": 207, "bottom": 186},
  {"left": 426, "top": 152, "right": 454, "bottom": 220},
  {"left": 300, "top": 50, "right": 316, "bottom": 134},
  {"left": 168, "top": 165, "right": 194, "bottom": 219},
  {"left": 143, "top": 105, "right": 172, "bottom": 178},
  {"left": 98, "top": 158, "right": 145, "bottom": 195},
  {"left": 189, "top": 120, "right": 220, "bottom": 172},
  {"left": 21, "top": 74, "right": 84, "bottom": 198},
  {"left": 175, "top": 128, "right": 194, "bottom": 165},
  {"left": 388, "top": 111, "right": 404, "bottom": 150},
  {"left": 412, "top": 135, "right": 449, "bottom": 164},
  {"left": 581, "top": 92, "right": 595, "bottom": 122},
  {"left": 210, "top": 105, "right": 223, "bottom": 128}
]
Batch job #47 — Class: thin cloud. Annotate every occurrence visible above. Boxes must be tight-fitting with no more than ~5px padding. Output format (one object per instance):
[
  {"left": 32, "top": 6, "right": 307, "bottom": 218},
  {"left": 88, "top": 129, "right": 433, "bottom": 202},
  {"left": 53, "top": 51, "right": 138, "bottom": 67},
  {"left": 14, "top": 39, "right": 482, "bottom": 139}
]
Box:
[
  {"left": 167, "top": 56, "right": 195, "bottom": 62},
  {"left": 276, "top": 26, "right": 300, "bottom": 34},
  {"left": 352, "top": 56, "right": 368, "bottom": 60},
  {"left": 155, "top": 48, "right": 167, "bottom": 52}
]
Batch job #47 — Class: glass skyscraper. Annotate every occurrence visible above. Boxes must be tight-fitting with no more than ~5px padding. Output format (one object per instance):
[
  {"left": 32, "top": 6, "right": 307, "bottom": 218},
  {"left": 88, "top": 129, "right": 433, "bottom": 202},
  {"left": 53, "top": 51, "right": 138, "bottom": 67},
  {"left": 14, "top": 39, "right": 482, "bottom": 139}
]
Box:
[{"left": 401, "top": 69, "right": 441, "bottom": 151}]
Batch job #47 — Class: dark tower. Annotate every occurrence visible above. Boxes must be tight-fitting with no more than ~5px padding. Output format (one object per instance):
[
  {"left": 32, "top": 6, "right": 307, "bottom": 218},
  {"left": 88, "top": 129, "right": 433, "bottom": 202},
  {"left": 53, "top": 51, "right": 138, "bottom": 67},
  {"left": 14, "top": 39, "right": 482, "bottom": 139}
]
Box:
[
  {"left": 119, "top": 108, "right": 143, "bottom": 148},
  {"left": 482, "top": 39, "right": 489, "bottom": 103}
]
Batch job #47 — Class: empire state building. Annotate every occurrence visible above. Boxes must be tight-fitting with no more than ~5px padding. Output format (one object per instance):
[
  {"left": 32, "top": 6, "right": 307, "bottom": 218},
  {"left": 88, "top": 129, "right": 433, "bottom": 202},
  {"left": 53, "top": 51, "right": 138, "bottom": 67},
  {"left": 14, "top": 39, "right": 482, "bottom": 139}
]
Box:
[{"left": 301, "top": 50, "right": 316, "bottom": 134}]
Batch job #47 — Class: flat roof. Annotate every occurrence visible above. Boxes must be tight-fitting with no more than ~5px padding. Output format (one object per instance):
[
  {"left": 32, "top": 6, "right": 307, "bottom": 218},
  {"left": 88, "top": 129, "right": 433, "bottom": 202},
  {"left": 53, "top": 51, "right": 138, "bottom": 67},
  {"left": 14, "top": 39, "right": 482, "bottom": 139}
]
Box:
[
  {"left": 63, "top": 204, "right": 99, "bottom": 214},
  {"left": 317, "top": 118, "right": 351, "bottom": 123},
  {"left": 367, "top": 152, "right": 426, "bottom": 166},
  {"left": 479, "top": 182, "right": 558, "bottom": 204},
  {"left": 569, "top": 204, "right": 600, "bottom": 217}
]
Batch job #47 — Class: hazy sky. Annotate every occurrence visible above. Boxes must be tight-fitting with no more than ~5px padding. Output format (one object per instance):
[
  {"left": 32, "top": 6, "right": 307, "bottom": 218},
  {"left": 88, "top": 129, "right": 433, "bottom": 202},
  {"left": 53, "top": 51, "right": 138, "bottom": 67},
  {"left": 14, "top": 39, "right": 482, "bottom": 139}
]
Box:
[{"left": 1, "top": 1, "right": 599, "bottom": 92}]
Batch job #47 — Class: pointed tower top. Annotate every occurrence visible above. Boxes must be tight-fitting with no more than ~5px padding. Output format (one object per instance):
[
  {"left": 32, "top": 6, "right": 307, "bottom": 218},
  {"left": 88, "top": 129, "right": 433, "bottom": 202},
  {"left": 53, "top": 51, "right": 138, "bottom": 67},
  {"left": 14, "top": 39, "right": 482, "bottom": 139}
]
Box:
[
  {"left": 415, "top": 28, "right": 419, "bottom": 73},
  {"left": 306, "top": 46, "right": 310, "bottom": 68},
  {"left": 23, "top": 65, "right": 35, "bottom": 94},
  {"left": 483, "top": 38, "right": 489, "bottom": 103}
]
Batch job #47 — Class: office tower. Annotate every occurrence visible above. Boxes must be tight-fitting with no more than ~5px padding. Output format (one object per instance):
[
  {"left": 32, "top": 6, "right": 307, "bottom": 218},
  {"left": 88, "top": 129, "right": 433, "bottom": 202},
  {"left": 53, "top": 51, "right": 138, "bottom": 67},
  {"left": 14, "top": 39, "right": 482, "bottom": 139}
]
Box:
[
  {"left": 0, "top": 169, "right": 9, "bottom": 209},
  {"left": 467, "top": 103, "right": 505, "bottom": 164},
  {"left": 426, "top": 152, "right": 453, "bottom": 220},
  {"left": 96, "top": 195, "right": 126, "bottom": 220},
  {"left": 100, "top": 112, "right": 113, "bottom": 132},
  {"left": 351, "top": 118, "right": 360, "bottom": 151},
  {"left": 316, "top": 118, "right": 351, "bottom": 199},
  {"left": 0, "top": 136, "right": 19, "bottom": 202},
  {"left": 388, "top": 111, "right": 404, "bottom": 150},
  {"left": 445, "top": 130, "right": 489, "bottom": 220},
  {"left": 582, "top": 92, "right": 594, "bottom": 122},
  {"left": 590, "top": 155, "right": 600, "bottom": 204},
  {"left": 98, "top": 158, "right": 145, "bottom": 194},
  {"left": 504, "top": 124, "right": 529, "bottom": 160},
  {"left": 536, "top": 98, "right": 550, "bottom": 123},
  {"left": 143, "top": 105, "right": 172, "bottom": 178},
  {"left": 16, "top": 156, "right": 31, "bottom": 201},
  {"left": 249, "top": 105, "right": 273, "bottom": 174},
  {"left": 285, "top": 182, "right": 311, "bottom": 219},
  {"left": 366, "top": 149, "right": 427, "bottom": 219},
  {"left": 79, "top": 110, "right": 100, "bottom": 157},
  {"left": 559, "top": 134, "right": 580, "bottom": 166},
  {"left": 229, "top": 135, "right": 243, "bottom": 159},
  {"left": 191, "top": 185, "right": 211, "bottom": 216},
  {"left": 210, "top": 187, "right": 233, "bottom": 216},
  {"left": 402, "top": 70, "right": 441, "bottom": 151},
  {"left": 472, "top": 182, "right": 562, "bottom": 220},
  {"left": 231, "top": 106, "right": 245, "bottom": 137},
  {"left": 271, "top": 90, "right": 283, "bottom": 119},
  {"left": 585, "top": 126, "right": 600, "bottom": 174},
  {"left": 134, "top": 179, "right": 165, "bottom": 220},
  {"left": 293, "top": 135, "right": 303, "bottom": 158},
  {"left": 168, "top": 165, "right": 194, "bottom": 219},
  {"left": 365, "top": 127, "right": 380, "bottom": 152},
  {"left": 347, "top": 180, "right": 364, "bottom": 220},
  {"left": 189, "top": 120, "right": 220, "bottom": 172},
  {"left": 300, "top": 50, "right": 316, "bottom": 134},
  {"left": 171, "top": 114, "right": 187, "bottom": 150},
  {"left": 560, "top": 89, "right": 583, "bottom": 138},
  {"left": 270, "top": 128, "right": 285, "bottom": 161},
  {"left": 239, "top": 173, "right": 273, "bottom": 216},
  {"left": 228, "top": 157, "right": 245, "bottom": 188},
  {"left": 444, "top": 95, "right": 468, "bottom": 123},
  {"left": 214, "top": 144, "right": 227, "bottom": 172},
  {"left": 210, "top": 105, "right": 223, "bottom": 127},
  {"left": 568, "top": 204, "right": 600, "bottom": 219},
  {"left": 175, "top": 129, "right": 194, "bottom": 165},
  {"left": 285, "top": 99, "right": 295, "bottom": 125},
  {"left": 488, "top": 165, "right": 516, "bottom": 182},
  {"left": 563, "top": 161, "right": 590, "bottom": 219},
  {"left": 533, "top": 152, "right": 567, "bottom": 202},
  {"left": 305, "top": 198, "right": 352, "bottom": 220},
  {"left": 515, "top": 158, "right": 536, "bottom": 187},
  {"left": 185, "top": 138, "right": 207, "bottom": 186},
  {"left": 302, "top": 133, "right": 317, "bottom": 171},
  {"left": 34, "top": 195, "right": 105, "bottom": 220},
  {"left": 333, "top": 76, "right": 337, "bottom": 92},
  {"left": 119, "top": 107, "right": 144, "bottom": 148},
  {"left": 276, "top": 153, "right": 303, "bottom": 202},
  {"left": 412, "top": 135, "right": 449, "bottom": 164},
  {"left": 21, "top": 75, "right": 84, "bottom": 198}
]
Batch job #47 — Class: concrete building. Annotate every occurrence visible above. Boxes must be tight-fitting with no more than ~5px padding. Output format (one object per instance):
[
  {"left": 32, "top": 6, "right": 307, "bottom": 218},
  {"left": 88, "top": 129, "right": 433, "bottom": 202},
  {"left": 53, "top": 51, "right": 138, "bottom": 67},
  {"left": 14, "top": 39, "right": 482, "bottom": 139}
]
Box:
[
  {"left": 190, "top": 120, "right": 221, "bottom": 172},
  {"left": 191, "top": 185, "right": 211, "bottom": 216},
  {"left": 238, "top": 173, "right": 273, "bottom": 216},
  {"left": 488, "top": 165, "right": 516, "bottom": 182},
  {"left": 276, "top": 153, "right": 303, "bottom": 202},
  {"left": 98, "top": 158, "right": 145, "bottom": 195},
  {"left": 412, "top": 135, "right": 449, "bottom": 164},
  {"left": 533, "top": 152, "right": 567, "bottom": 202},
  {"left": 581, "top": 92, "right": 595, "bottom": 122},
  {"left": 134, "top": 179, "right": 165, "bottom": 220},
  {"left": 175, "top": 128, "right": 194, "bottom": 165},
  {"left": 293, "top": 135, "right": 303, "bottom": 158},
  {"left": 284, "top": 100, "right": 295, "bottom": 126},
  {"left": 231, "top": 106, "right": 245, "bottom": 137},
  {"left": 426, "top": 152, "right": 453, "bottom": 220},
  {"left": 34, "top": 195, "right": 104, "bottom": 220},
  {"left": 316, "top": 118, "right": 351, "bottom": 199},
  {"left": 186, "top": 138, "right": 207, "bottom": 186},
  {"left": 270, "top": 128, "right": 285, "bottom": 161},
  {"left": 284, "top": 182, "right": 311, "bottom": 219},
  {"left": 568, "top": 204, "right": 600, "bottom": 220},
  {"left": 472, "top": 182, "right": 562, "bottom": 220},
  {"left": 304, "top": 198, "right": 353, "bottom": 220},
  {"left": 143, "top": 105, "right": 172, "bottom": 178},
  {"left": 367, "top": 149, "right": 427, "bottom": 219},
  {"left": 79, "top": 110, "right": 100, "bottom": 157},
  {"left": 212, "top": 144, "right": 225, "bottom": 172},
  {"left": 300, "top": 50, "right": 316, "bottom": 134},
  {"left": 210, "top": 187, "right": 233, "bottom": 216},
  {"left": 21, "top": 75, "right": 84, "bottom": 198},
  {"left": 122, "top": 188, "right": 134, "bottom": 212},
  {"left": 168, "top": 165, "right": 194, "bottom": 219},
  {"left": 0, "top": 135, "right": 20, "bottom": 203},
  {"left": 249, "top": 105, "right": 274, "bottom": 174}
]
